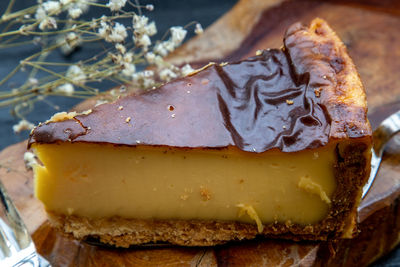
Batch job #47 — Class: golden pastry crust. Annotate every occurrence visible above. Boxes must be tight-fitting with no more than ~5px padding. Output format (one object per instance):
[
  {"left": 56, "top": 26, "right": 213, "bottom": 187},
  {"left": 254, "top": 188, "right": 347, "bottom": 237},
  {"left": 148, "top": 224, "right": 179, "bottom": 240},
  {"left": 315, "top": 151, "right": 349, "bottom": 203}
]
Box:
[{"left": 284, "top": 18, "right": 371, "bottom": 140}]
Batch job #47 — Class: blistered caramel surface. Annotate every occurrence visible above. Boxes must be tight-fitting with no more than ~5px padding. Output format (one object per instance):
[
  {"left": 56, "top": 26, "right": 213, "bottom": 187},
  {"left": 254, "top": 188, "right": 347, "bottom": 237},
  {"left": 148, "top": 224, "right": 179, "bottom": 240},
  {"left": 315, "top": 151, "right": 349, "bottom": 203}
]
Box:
[{"left": 28, "top": 19, "right": 371, "bottom": 152}]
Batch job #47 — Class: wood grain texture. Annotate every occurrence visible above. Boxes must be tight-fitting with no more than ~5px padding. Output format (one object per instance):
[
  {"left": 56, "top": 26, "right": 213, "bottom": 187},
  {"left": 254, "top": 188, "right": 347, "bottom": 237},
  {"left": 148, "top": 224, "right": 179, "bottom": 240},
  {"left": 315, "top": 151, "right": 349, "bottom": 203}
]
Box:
[{"left": 0, "top": 0, "right": 400, "bottom": 266}]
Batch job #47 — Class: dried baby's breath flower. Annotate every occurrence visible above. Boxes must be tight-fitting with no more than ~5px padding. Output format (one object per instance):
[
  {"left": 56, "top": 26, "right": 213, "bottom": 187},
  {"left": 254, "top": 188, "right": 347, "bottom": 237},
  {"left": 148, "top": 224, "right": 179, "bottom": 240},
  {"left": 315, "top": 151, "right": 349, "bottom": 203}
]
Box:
[
  {"left": 39, "top": 17, "right": 58, "bottom": 31},
  {"left": 35, "top": 6, "right": 47, "bottom": 21},
  {"left": 98, "top": 21, "right": 110, "bottom": 38},
  {"left": 65, "top": 32, "right": 80, "bottom": 47},
  {"left": 153, "top": 27, "right": 187, "bottom": 57},
  {"left": 24, "top": 152, "right": 38, "bottom": 170},
  {"left": 108, "top": 23, "right": 127, "bottom": 43},
  {"left": 66, "top": 0, "right": 96, "bottom": 19},
  {"left": 145, "top": 52, "right": 156, "bottom": 63},
  {"left": 159, "top": 68, "right": 178, "bottom": 82},
  {"left": 107, "top": 0, "right": 127, "bottom": 12},
  {"left": 28, "top": 78, "right": 38, "bottom": 86},
  {"left": 57, "top": 32, "right": 81, "bottom": 54},
  {"left": 146, "top": 4, "right": 154, "bottom": 11},
  {"left": 145, "top": 22, "right": 157, "bottom": 36},
  {"left": 99, "top": 22, "right": 127, "bottom": 43},
  {"left": 66, "top": 65, "right": 87, "bottom": 86},
  {"left": 154, "top": 55, "right": 166, "bottom": 68},
  {"left": 153, "top": 42, "right": 168, "bottom": 57},
  {"left": 122, "top": 63, "right": 136, "bottom": 77},
  {"left": 181, "top": 64, "right": 194, "bottom": 76},
  {"left": 132, "top": 70, "right": 155, "bottom": 88},
  {"left": 35, "top": 4, "right": 58, "bottom": 31},
  {"left": 132, "top": 15, "right": 156, "bottom": 51},
  {"left": 56, "top": 83, "right": 75, "bottom": 96},
  {"left": 13, "top": 120, "right": 35, "bottom": 133},
  {"left": 132, "top": 14, "right": 149, "bottom": 33},
  {"left": 115, "top": 43, "right": 126, "bottom": 54},
  {"left": 170, "top": 27, "right": 187, "bottom": 46},
  {"left": 0, "top": 1, "right": 194, "bottom": 134},
  {"left": 68, "top": 7, "right": 82, "bottom": 19},
  {"left": 135, "top": 34, "right": 151, "bottom": 49},
  {"left": 123, "top": 52, "right": 133, "bottom": 63},
  {"left": 195, "top": 23, "right": 203, "bottom": 35},
  {"left": 43, "top": 1, "right": 62, "bottom": 15}
]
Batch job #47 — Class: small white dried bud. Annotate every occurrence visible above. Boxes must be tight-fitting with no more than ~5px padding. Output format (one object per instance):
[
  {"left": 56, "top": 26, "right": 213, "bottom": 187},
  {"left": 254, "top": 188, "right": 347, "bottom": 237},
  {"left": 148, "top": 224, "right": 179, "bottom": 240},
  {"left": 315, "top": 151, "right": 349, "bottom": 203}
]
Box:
[
  {"left": 66, "top": 65, "right": 87, "bottom": 86},
  {"left": 123, "top": 52, "right": 133, "bottom": 63},
  {"left": 57, "top": 33, "right": 80, "bottom": 55},
  {"left": 65, "top": 32, "right": 80, "bottom": 47},
  {"left": 109, "top": 23, "right": 127, "bottom": 43},
  {"left": 153, "top": 42, "right": 168, "bottom": 57},
  {"left": 115, "top": 43, "right": 126, "bottom": 54},
  {"left": 153, "top": 55, "right": 166, "bottom": 68},
  {"left": 164, "top": 40, "right": 175, "bottom": 53},
  {"left": 56, "top": 83, "right": 75, "bottom": 96},
  {"left": 90, "top": 18, "right": 98, "bottom": 28},
  {"left": 145, "top": 52, "right": 155, "bottom": 63},
  {"left": 181, "top": 64, "right": 194, "bottom": 76},
  {"left": 28, "top": 77, "right": 38, "bottom": 86},
  {"left": 39, "top": 17, "right": 57, "bottom": 31},
  {"left": 73, "top": 0, "right": 93, "bottom": 14},
  {"left": 135, "top": 34, "right": 151, "bottom": 49},
  {"left": 132, "top": 14, "right": 149, "bottom": 32},
  {"left": 43, "top": 1, "right": 61, "bottom": 15},
  {"left": 13, "top": 120, "right": 35, "bottom": 133},
  {"left": 35, "top": 6, "right": 47, "bottom": 20},
  {"left": 170, "top": 26, "right": 187, "bottom": 46},
  {"left": 145, "top": 4, "right": 154, "bottom": 11},
  {"left": 68, "top": 7, "right": 82, "bottom": 19},
  {"left": 109, "top": 52, "right": 122, "bottom": 64},
  {"left": 98, "top": 21, "right": 110, "bottom": 38},
  {"left": 195, "top": 23, "right": 203, "bottom": 35},
  {"left": 144, "top": 21, "right": 157, "bottom": 36},
  {"left": 107, "top": 0, "right": 127, "bottom": 11},
  {"left": 159, "top": 68, "right": 177, "bottom": 82},
  {"left": 132, "top": 70, "right": 155, "bottom": 88},
  {"left": 24, "top": 152, "right": 38, "bottom": 170},
  {"left": 142, "top": 78, "right": 154, "bottom": 88},
  {"left": 122, "top": 63, "right": 136, "bottom": 77}
]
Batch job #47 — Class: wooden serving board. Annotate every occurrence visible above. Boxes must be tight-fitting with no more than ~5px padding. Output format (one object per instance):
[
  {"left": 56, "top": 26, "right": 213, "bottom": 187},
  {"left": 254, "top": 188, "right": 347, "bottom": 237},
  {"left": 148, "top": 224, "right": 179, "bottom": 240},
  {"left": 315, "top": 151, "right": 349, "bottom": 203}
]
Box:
[{"left": 1, "top": 0, "right": 400, "bottom": 266}]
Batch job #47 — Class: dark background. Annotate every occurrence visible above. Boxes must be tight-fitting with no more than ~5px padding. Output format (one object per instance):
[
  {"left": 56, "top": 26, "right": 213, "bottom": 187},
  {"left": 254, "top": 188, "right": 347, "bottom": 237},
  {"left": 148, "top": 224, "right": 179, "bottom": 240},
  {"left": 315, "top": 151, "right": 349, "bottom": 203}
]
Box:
[{"left": 0, "top": 1, "right": 398, "bottom": 266}]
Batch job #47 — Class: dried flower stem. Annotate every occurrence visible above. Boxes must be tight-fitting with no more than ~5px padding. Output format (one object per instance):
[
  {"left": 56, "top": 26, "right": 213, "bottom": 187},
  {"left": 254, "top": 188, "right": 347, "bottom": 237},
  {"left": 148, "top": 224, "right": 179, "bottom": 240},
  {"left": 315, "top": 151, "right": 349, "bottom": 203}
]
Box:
[{"left": 0, "top": 0, "right": 204, "bottom": 133}]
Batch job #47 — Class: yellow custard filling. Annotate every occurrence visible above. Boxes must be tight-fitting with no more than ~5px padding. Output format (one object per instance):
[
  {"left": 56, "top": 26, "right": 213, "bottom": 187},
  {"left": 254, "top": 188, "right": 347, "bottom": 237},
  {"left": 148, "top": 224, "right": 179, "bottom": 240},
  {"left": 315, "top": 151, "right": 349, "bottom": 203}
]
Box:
[{"left": 33, "top": 142, "right": 337, "bottom": 227}]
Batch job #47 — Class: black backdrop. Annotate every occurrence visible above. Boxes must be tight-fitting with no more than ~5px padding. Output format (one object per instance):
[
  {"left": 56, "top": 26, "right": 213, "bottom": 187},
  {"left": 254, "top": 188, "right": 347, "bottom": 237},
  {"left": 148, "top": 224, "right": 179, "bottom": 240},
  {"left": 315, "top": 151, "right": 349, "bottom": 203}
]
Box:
[{"left": 0, "top": 1, "right": 398, "bottom": 266}]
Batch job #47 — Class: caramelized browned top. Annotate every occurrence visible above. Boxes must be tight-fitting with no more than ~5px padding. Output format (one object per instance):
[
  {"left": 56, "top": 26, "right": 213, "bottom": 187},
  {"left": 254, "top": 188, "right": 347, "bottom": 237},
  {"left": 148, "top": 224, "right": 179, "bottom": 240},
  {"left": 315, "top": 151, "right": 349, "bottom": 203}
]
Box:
[{"left": 28, "top": 19, "right": 371, "bottom": 152}]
